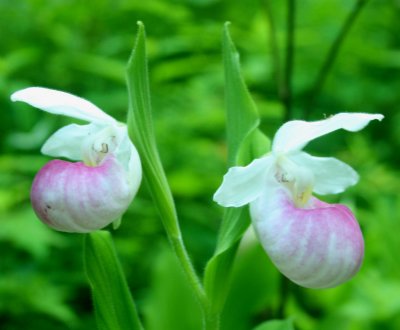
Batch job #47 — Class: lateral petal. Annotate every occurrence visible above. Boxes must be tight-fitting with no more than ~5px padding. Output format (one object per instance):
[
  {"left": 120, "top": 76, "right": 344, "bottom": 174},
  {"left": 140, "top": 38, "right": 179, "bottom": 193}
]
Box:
[
  {"left": 113, "top": 127, "right": 143, "bottom": 191},
  {"left": 272, "top": 112, "right": 384, "bottom": 153},
  {"left": 291, "top": 152, "right": 359, "bottom": 195},
  {"left": 41, "top": 123, "right": 100, "bottom": 161},
  {"left": 213, "top": 156, "right": 273, "bottom": 207},
  {"left": 11, "top": 87, "right": 116, "bottom": 124}
]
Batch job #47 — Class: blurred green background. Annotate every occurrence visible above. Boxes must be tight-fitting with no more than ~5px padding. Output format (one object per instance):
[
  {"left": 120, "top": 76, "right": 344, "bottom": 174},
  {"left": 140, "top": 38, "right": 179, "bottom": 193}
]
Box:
[{"left": 1, "top": 0, "right": 399, "bottom": 329}]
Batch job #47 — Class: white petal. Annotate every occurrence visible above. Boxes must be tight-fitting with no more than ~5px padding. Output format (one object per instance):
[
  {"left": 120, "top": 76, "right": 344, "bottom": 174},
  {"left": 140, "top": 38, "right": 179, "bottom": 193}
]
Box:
[
  {"left": 11, "top": 87, "right": 116, "bottom": 124},
  {"left": 291, "top": 152, "right": 359, "bottom": 195},
  {"left": 126, "top": 143, "right": 142, "bottom": 193},
  {"left": 213, "top": 156, "right": 273, "bottom": 207},
  {"left": 42, "top": 123, "right": 100, "bottom": 160},
  {"left": 272, "top": 112, "right": 384, "bottom": 153},
  {"left": 113, "top": 127, "right": 142, "bottom": 191}
]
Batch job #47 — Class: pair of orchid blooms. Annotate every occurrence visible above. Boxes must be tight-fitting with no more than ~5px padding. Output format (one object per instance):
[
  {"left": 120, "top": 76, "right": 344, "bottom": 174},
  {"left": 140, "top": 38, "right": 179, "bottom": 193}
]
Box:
[{"left": 11, "top": 87, "right": 383, "bottom": 289}]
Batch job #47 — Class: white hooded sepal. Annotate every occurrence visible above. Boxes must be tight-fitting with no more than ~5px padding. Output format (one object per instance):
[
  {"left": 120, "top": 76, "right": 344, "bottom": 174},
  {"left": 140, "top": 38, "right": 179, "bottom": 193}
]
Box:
[
  {"left": 250, "top": 188, "right": 364, "bottom": 289},
  {"left": 11, "top": 87, "right": 116, "bottom": 125},
  {"left": 31, "top": 156, "right": 138, "bottom": 233}
]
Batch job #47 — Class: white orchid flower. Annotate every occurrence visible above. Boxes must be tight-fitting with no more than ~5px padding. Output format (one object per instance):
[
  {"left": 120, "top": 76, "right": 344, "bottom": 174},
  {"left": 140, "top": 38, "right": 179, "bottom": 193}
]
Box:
[
  {"left": 11, "top": 87, "right": 142, "bottom": 233},
  {"left": 214, "top": 112, "right": 383, "bottom": 289}
]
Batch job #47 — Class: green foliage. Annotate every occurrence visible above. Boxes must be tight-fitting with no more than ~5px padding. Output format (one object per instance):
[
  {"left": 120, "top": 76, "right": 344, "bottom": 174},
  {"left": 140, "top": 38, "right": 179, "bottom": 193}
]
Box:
[
  {"left": 126, "top": 22, "right": 180, "bottom": 238},
  {"left": 221, "top": 22, "right": 260, "bottom": 167},
  {"left": 126, "top": 23, "right": 207, "bottom": 319},
  {"left": 204, "top": 23, "right": 265, "bottom": 314},
  {"left": 83, "top": 231, "right": 143, "bottom": 330},
  {"left": 221, "top": 237, "right": 279, "bottom": 330},
  {"left": 143, "top": 245, "right": 202, "bottom": 330},
  {"left": 253, "top": 319, "right": 294, "bottom": 330},
  {"left": 1, "top": 0, "right": 399, "bottom": 329}
]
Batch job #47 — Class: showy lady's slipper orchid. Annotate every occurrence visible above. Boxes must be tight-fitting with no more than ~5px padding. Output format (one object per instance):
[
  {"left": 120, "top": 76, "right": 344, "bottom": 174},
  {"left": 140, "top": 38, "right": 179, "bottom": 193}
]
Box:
[
  {"left": 11, "top": 87, "right": 142, "bottom": 233},
  {"left": 214, "top": 113, "right": 383, "bottom": 289}
]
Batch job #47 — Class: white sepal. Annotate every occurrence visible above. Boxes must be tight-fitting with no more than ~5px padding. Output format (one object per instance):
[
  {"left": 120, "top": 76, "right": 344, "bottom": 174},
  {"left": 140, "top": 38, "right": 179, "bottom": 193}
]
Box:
[
  {"left": 11, "top": 87, "right": 116, "bottom": 124},
  {"left": 272, "top": 112, "right": 384, "bottom": 153}
]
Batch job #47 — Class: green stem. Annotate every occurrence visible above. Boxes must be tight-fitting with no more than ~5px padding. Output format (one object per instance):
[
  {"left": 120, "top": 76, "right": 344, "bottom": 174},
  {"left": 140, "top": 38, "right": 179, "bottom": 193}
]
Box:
[
  {"left": 307, "top": 0, "right": 370, "bottom": 114},
  {"left": 204, "top": 307, "right": 220, "bottom": 330},
  {"left": 171, "top": 238, "right": 214, "bottom": 329},
  {"left": 145, "top": 171, "right": 211, "bottom": 326},
  {"left": 282, "top": 0, "right": 296, "bottom": 121},
  {"left": 170, "top": 236, "right": 208, "bottom": 310}
]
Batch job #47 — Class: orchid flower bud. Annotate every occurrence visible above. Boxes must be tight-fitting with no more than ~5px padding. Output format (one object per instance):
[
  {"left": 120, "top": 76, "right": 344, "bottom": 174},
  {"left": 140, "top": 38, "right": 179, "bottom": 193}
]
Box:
[
  {"left": 214, "top": 113, "right": 383, "bottom": 288},
  {"left": 11, "top": 87, "right": 142, "bottom": 233}
]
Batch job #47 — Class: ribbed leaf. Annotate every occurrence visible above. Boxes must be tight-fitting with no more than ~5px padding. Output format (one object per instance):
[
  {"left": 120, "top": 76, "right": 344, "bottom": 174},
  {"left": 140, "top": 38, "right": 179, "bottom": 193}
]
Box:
[
  {"left": 126, "top": 21, "right": 180, "bottom": 238},
  {"left": 223, "top": 23, "right": 260, "bottom": 166},
  {"left": 204, "top": 23, "right": 269, "bottom": 313},
  {"left": 83, "top": 231, "right": 143, "bottom": 330},
  {"left": 126, "top": 22, "right": 206, "bottom": 311}
]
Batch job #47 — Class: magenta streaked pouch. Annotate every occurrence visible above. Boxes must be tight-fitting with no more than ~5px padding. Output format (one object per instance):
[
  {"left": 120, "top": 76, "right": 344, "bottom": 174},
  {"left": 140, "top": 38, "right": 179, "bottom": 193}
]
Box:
[
  {"left": 251, "top": 189, "right": 364, "bottom": 288},
  {"left": 214, "top": 113, "right": 383, "bottom": 288},
  {"left": 11, "top": 87, "right": 142, "bottom": 233},
  {"left": 31, "top": 157, "right": 135, "bottom": 233}
]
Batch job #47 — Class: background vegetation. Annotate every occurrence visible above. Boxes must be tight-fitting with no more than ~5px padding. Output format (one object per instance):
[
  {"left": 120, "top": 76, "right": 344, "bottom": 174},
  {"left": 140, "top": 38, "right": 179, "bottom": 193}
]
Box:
[{"left": 1, "top": 0, "right": 399, "bottom": 329}]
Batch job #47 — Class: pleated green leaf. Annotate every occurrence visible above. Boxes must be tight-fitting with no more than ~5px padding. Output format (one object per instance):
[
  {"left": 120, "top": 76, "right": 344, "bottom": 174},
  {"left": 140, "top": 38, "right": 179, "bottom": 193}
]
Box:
[
  {"left": 204, "top": 22, "right": 270, "bottom": 313},
  {"left": 222, "top": 23, "right": 260, "bottom": 167},
  {"left": 125, "top": 22, "right": 206, "bottom": 313},
  {"left": 83, "top": 231, "right": 143, "bottom": 330},
  {"left": 126, "top": 21, "right": 180, "bottom": 239}
]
